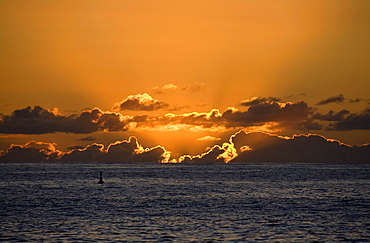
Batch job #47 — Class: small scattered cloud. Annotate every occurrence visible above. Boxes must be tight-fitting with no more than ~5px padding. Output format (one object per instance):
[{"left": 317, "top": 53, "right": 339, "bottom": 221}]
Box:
[
  {"left": 151, "top": 83, "right": 178, "bottom": 94},
  {"left": 285, "top": 93, "right": 307, "bottom": 99},
  {"left": 348, "top": 98, "right": 363, "bottom": 103},
  {"left": 113, "top": 93, "right": 169, "bottom": 111},
  {"left": 196, "top": 136, "right": 222, "bottom": 141},
  {"left": 316, "top": 94, "right": 345, "bottom": 105},
  {"left": 162, "top": 84, "right": 178, "bottom": 90},
  {"left": 182, "top": 83, "right": 207, "bottom": 93},
  {"left": 166, "top": 105, "right": 192, "bottom": 112},
  {"left": 316, "top": 95, "right": 368, "bottom": 105},
  {"left": 152, "top": 82, "right": 207, "bottom": 94},
  {"left": 79, "top": 136, "right": 97, "bottom": 141}
]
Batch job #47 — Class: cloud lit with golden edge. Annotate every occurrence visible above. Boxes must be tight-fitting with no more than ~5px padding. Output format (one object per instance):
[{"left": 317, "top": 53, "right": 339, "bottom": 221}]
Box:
[
  {"left": 196, "top": 136, "right": 222, "bottom": 141},
  {"left": 1, "top": 94, "right": 370, "bottom": 163},
  {"left": 2, "top": 95, "right": 370, "bottom": 136},
  {"left": 113, "top": 93, "right": 169, "bottom": 111},
  {"left": 1, "top": 130, "right": 369, "bottom": 163}
]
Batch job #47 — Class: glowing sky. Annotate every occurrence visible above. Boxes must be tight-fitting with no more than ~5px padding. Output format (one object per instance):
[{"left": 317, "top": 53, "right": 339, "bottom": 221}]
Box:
[{"left": 1, "top": 0, "right": 369, "bottom": 163}]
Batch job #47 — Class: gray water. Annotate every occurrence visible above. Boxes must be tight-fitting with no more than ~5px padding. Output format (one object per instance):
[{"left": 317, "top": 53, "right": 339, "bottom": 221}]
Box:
[{"left": 1, "top": 163, "right": 369, "bottom": 242}]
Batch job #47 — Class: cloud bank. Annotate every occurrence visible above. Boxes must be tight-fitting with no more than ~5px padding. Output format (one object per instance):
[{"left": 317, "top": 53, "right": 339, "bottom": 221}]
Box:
[
  {"left": 1, "top": 132, "right": 368, "bottom": 163},
  {"left": 0, "top": 94, "right": 369, "bottom": 164},
  {"left": 327, "top": 109, "right": 370, "bottom": 131},
  {"left": 0, "top": 141, "right": 63, "bottom": 162},
  {"left": 179, "top": 131, "right": 370, "bottom": 164},
  {"left": 0, "top": 136, "right": 169, "bottom": 163},
  {"left": 2, "top": 96, "right": 370, "bottom": 135},
  {"left": 229, "top": 131, "right": 369, "bottom": 164}
]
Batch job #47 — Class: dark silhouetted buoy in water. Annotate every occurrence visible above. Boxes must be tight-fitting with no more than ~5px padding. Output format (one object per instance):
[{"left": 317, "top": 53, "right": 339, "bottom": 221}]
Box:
[{"left": 98, "top": 171, "right": 104, "bottom": 184}]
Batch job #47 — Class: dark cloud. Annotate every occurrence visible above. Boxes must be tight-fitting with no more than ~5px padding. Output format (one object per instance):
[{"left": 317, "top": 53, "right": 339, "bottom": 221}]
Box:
[
  {"left": 229, "top": 132, "right": 370, "bottom": 164},
  {"left": 1, "top": 132, "right": 369, "bottom": 163},
  {"left": 68, "top": 108, "right": 129, "bottom": 133},
  {"left": 136, "top": 146, "right": 168, "bottom": 163},
  {"left": 61, "top": 136, "right": 169, "bottom": 163},
  {"left": 104, "top": 136, "right": 169, "bottom": 163},
  {"left": 316, "top": 94, "right": 345, "bottom": 105},
  {"left": 310, "top": 109, "right": 370, "bottom": 131},
  {"left": 61, "top": 144, "right": 105, "bottom": 162},
  {"left": 0, "top": 141, "right": 62, "bottom": 162},
  {"left": 129, "top": 109, "right": 224, "bottom": 131},
  {"left": 113, "top": 93, "right": 168, "bottom": 111},
  {"left": 133, "top": 115, "right": 148, "bottom": 122},
  {"left": 327, "top": 109, "right": 370, "bottom": 131},
  {"left": 1, "top": 136, "right": 169, "bottom": 163},
  {"left": 237, "top": 100, "right": 313, "bottom": 125},
  {"left": 67, "top": 145, "right": 86, "bottom": 150},
  {"left": 222, "top": 101, "right": 317, "bottom": 130},
  {"left": 349, "top": 98, "right": 363, "bottom": 103},
  {"left": 0, "top": 106, "right": 129, "bottom": 134},
  {"left": 175, "top": 131, "right": 370, "bottom": 164},
  {"left": 0, "top": 106, "right": 63, "bottom": 134},
  {"left": 294, "top": 120, "right": 323, "bottom": 130},
  {"left": 121, "top": 96, "right": 365, "bottom": 133},
  {"left": 104, "top": 137, "right": 140, "bottom": 162},
  {"left": 313, "top": 110, "right": 350, "bottom": 121},
  {"left": 180, "top": 145, "right": 226, "bottom": 163},
  {"left": 316, "top": 95, "right": 367, "bottom": 105}
]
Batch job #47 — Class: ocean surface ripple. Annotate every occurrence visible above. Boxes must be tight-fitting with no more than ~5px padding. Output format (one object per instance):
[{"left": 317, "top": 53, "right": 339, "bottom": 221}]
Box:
[{"left": 1, "top": 162, "right": 369, "bottom": 242}]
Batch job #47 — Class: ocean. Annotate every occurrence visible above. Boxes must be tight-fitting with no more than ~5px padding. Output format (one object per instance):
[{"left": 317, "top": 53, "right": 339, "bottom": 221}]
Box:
[{"left": 1, "top": 162, "right": 369, "bottom": 242}]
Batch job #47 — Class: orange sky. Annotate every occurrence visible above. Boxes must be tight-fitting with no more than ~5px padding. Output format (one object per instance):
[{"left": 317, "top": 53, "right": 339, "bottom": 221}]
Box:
[{"left": 0, "top": 0, "right": 369, "bottom": 161}]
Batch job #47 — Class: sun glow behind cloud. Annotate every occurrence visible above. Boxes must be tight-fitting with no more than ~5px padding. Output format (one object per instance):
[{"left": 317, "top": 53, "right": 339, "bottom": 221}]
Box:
[{"left": 0, "top": 1, "right": 369, "bottom": 163}]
